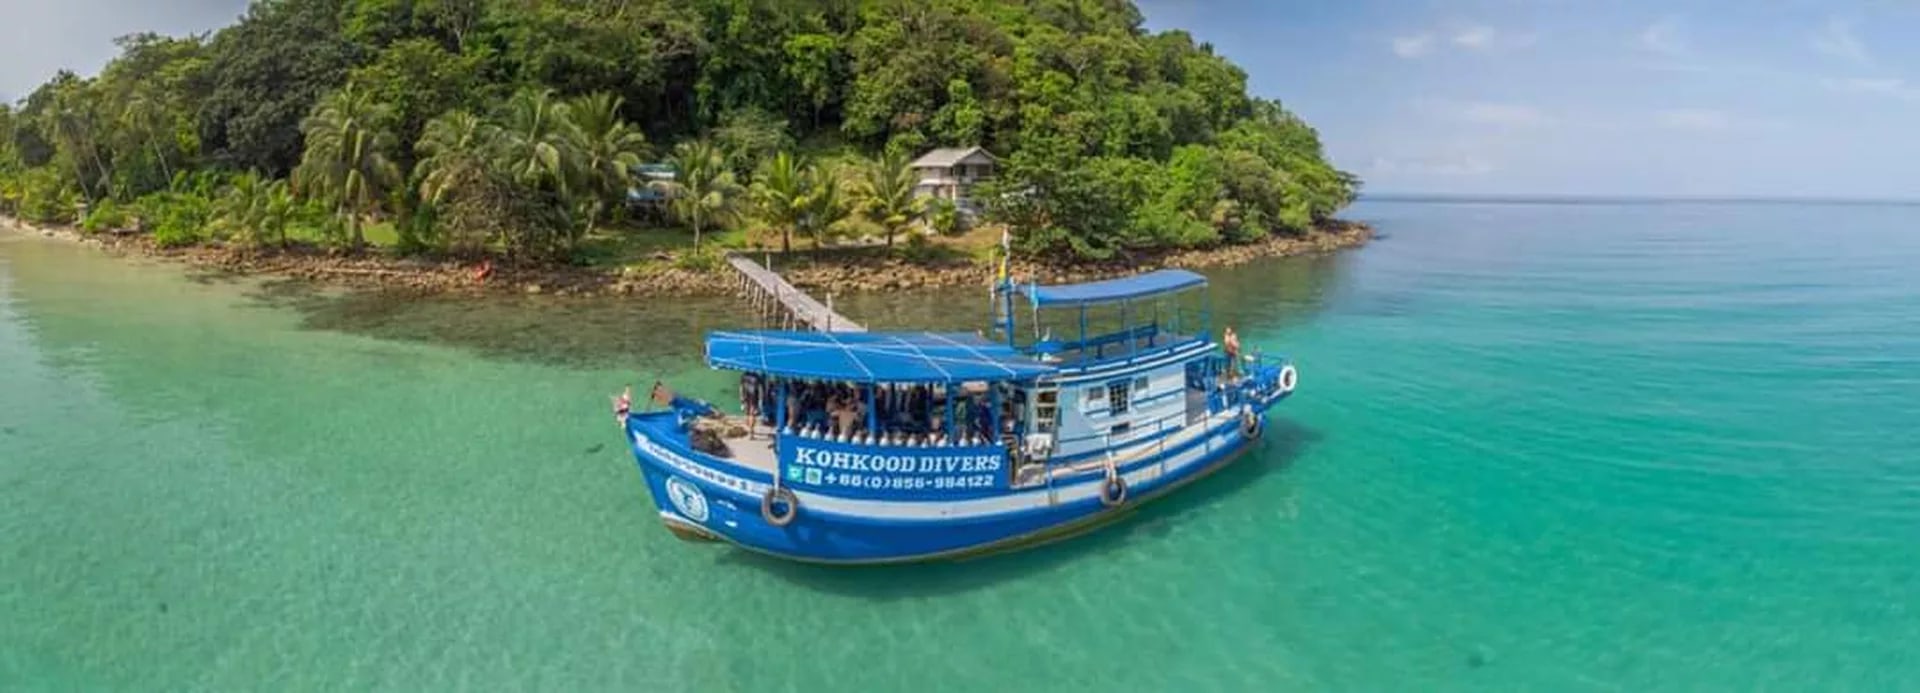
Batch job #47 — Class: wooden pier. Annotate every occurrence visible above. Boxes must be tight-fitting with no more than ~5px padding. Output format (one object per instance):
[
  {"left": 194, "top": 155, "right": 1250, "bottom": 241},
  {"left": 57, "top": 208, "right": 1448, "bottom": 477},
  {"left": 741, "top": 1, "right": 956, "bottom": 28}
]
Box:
[{"left": 725, "top": 254, "right": 865, "bottom": 333}]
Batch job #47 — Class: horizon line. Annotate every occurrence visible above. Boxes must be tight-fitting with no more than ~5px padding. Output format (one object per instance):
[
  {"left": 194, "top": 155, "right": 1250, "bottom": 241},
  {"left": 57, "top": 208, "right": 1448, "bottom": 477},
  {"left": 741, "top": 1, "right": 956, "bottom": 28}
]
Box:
[{"left": 1360, "top": 192, "right": 1920, "bottom": 206}]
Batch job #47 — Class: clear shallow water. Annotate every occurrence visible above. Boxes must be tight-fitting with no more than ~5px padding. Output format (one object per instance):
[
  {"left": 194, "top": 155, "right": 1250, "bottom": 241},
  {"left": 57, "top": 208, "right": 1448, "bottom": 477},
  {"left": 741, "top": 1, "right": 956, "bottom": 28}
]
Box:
[{"left": 4, "top": 201, "right": 1920, "bottom": 690}]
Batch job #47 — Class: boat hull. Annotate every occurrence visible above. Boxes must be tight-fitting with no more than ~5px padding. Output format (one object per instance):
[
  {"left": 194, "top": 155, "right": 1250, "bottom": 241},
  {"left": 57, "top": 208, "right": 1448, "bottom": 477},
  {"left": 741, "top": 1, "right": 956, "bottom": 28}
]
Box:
[{"left": 621, "top": 404, "right": 1279, "bottom": 565}]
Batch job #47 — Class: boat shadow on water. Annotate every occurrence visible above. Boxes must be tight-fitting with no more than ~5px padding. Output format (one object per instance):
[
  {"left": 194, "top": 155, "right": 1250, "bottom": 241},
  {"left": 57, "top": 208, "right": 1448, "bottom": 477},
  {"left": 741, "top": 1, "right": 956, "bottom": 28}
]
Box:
[{"left": 716, "top": 418, "right": 1323, "bottom": 599}]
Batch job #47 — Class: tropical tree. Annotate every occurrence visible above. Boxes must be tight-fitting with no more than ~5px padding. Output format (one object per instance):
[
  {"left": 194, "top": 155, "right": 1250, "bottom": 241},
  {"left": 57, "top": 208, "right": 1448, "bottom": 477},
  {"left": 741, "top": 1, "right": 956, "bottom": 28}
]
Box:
[
  {"left": 654, "top": 139, "right": 741, "bottom": 248},
  {"left": 564, "top": 92, "right": 648, "bottom": 234},
  {"left": 799, "top": 163, "right": 848, "bottom": 247},
  {"left": 294, "top": 85, "right": 402, "bottom": 250},
  {"left": 210, "top": 171, "right": 292, "bottom": 247},
  {"left": 117, "top": 90, "right": 175, "bottom": 189},
  {"left": 752, "top": 151, "right": 810, "bottom": 253},
  {"left": 493, "top": 88, "right": 574, "bottom": 194},
  {"left": 36, "top": 74, "right": 113, "bottom": 203},
  {"left": 413, "top": 110, "right": 494, "bottom": 206},
  {"left": 855, "top": 150, "right": 923, "bottom": 246}
]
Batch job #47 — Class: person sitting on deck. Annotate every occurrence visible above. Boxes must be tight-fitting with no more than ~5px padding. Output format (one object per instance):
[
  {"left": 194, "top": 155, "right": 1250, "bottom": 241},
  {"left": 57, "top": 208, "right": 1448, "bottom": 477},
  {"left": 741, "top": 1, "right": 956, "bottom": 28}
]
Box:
[
  {"left": 831, "top": 389, "right": 865, "bottom": 439},
  {"left": 825, "top": 391, "right": 846, "bottom": 437},
  {"left": 785, "top": 385, "right": 803, "bottom": 431},
  {"left": 970, "top": 396, "right": 993, "bottom": 442}
]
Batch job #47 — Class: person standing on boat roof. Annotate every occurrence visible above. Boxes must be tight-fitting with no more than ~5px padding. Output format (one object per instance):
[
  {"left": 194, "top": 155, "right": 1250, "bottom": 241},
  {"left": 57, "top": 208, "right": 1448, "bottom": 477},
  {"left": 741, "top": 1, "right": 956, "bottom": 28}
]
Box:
[{"left": 1223, "top": 326, "right": 1241, "bottom": 381}]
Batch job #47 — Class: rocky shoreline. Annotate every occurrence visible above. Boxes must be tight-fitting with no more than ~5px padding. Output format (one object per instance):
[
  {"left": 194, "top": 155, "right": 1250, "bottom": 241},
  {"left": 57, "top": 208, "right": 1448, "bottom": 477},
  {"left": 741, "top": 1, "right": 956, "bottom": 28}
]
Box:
[{"left": 2, "top": 215, "right": 1371, "bottom": 298}]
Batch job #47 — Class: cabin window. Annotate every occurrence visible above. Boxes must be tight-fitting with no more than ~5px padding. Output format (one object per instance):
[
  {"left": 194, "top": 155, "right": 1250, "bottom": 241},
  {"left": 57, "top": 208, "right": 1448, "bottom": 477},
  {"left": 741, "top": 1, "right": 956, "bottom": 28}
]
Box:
[
  {"left": 1108, "top": 381, "right": 1131, "bottom": 415},
  {"left": 1134, "top": 376, "right": 1150, "bottom": 393},
  {"left": 1084, "top": 386, "right": 1103, "bottom": 404}
]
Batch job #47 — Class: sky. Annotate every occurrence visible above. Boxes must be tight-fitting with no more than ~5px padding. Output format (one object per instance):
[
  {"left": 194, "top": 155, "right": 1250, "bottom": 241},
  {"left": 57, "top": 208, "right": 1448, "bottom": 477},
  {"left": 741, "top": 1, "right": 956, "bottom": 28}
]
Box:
[
  {"left": 1138, "top": 0, "right": 1920, "bottom": 198},
  {"left": 4, "top": 0, "right": 1919, "bottom": 198},
  {"left": 0, "top": 0, "right": 247, "bottom": 102}
]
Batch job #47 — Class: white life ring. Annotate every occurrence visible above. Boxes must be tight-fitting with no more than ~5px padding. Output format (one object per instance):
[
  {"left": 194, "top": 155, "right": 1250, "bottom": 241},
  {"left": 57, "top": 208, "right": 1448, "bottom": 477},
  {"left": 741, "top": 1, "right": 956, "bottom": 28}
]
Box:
[
  {"left": 1099, "top": 472, "right": 1128, "bottom": 507},
  {"left": 762, "top": 486, "right": 799, "bottom": 527},
  {"left": 1278, "top": 364, "right": 1298, "bottom": 393}
]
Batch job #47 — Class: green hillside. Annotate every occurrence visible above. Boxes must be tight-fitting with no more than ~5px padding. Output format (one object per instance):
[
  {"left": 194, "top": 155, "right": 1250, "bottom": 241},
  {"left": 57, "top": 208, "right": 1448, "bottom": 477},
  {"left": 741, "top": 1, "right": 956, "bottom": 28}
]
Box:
[{"left": 0, "top": 0, "right": 1358, "bottom": 262}]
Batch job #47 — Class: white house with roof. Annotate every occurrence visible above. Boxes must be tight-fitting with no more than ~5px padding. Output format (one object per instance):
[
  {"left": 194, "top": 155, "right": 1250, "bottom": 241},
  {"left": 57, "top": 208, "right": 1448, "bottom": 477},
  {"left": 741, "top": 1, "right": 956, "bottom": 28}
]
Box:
[{"left": 909, "top": 146, "right": 996, "bottom": 213}]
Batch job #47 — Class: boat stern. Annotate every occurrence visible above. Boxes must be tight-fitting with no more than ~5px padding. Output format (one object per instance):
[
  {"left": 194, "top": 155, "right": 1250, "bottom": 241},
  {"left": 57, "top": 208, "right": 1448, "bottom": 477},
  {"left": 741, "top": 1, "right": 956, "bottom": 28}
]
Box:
[{"left": 1240, "top": 354, "right": 1299, "bottom": 411}]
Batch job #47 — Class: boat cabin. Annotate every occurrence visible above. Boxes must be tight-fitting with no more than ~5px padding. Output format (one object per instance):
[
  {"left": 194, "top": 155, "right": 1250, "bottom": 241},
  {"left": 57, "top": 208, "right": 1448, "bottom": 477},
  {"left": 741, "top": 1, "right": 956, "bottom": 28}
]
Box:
[
  {"left": 698, "top": 331, "right": 1059, "bottom": 495},
  {"left": 994, "top": 269, "right": 1235, "bottom": 468}
]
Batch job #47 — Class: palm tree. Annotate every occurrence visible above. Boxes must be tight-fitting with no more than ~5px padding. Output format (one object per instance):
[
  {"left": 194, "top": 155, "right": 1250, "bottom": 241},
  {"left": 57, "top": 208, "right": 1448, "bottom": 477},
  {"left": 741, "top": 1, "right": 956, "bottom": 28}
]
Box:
[
  {"left": 117, "top": 89, "right": 173, "bottom": 190},
  {"left": 210, "top": 171, "right": 265, "bottom": 245},
  {"left": 294, "top": 85, "right": 402, "bottom": 250},
  {"left": 564, "top": 92, "right": 648, "bottom": 235},
  {"left": 752, "top": 151, "right": 810, "bottom": 253},
  {"left": 655, "top": 139, "right": 741, "bottom": 248},
  {"left": 856, "top": 150, "right": 924, "bottom": 247},
  {"left": 413, "top": 110, "right": 494, "bottom": 206},
  {"left": 48, "top": 82, "right": 112, "bottom": 203},
  {"left": 260, "top": 179, "right": 293, "bottom": 247},
  {"left": 799, "top": 163, "right": 848, "bottom": 248},
  {"left": 210, "top": 172, "right": 293, "bottom": 248},
  {"left": 493, "top": 88, "right": 574, "bottom": 195}
]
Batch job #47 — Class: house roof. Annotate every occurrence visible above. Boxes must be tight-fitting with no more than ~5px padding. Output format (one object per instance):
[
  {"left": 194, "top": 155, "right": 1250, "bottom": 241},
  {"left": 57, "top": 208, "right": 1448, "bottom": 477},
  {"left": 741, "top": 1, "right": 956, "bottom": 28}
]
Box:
[
  {"left": 909, "top": 146, "right": 996, "bottom": 169},
  {"left": 631, "top": 163, "right": 676, "bottom": 179}
]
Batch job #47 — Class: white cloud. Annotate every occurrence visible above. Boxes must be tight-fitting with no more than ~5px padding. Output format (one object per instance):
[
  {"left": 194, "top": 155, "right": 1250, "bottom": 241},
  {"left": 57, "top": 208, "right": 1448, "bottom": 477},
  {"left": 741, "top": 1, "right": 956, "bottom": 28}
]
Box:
[
  {"left": 1654, "top": 109, "right": 1730, "bottom": 131},
  {"left": 1811, "top": 17, "right": 1873, "bottom": 66},
  {"left": 1639, "top": 16, "right": 1687, "bottom": 56},
  {"left": 1370, "top": 155, "right": 1494, "bottom": 177},
  {"left": 1417, "top": 99, "right": 1550, "bottom": 127},
  {"left": 1393, "top": 33, "right": 1436, "bottom": 58},
  {"left": 1823, "top": 76, "right": 1920, "bottom": 100},
  {"left": 1452, "top": 24, "right": 1496, "bottom": 49},
  {"left": 1651, "top": 108, "right": 1785, "bottom": 133},
  {"left": 1389, "top": 22, "right": 1532, "bottom": 58},
  {"left": 1458, "top": 102, "right": 1548, "bottom": 127}
]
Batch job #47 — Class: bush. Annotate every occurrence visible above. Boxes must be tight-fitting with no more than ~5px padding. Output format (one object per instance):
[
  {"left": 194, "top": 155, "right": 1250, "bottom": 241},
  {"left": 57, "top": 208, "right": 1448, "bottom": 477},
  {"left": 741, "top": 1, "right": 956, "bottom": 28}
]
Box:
[
  {"left": 673, "top": 245, "right": 724, "bottom": 272},
  {"left": 899, "top": 232, "right": 946, "bottom": 264},
  {"left": 926, "top": 197, "right": 960, "bottom": 236},
  {"left": 137, "top": 191, "right": 213, "bottom": 248},
  {"left": 0, "top": 173, "right": 19, "bottom": 216},
  {"left": 81, "top": 199, "right": 130, "bottom": 233},
  {"left": 14, "top": 168, "right": 78, "bottom": 224}
]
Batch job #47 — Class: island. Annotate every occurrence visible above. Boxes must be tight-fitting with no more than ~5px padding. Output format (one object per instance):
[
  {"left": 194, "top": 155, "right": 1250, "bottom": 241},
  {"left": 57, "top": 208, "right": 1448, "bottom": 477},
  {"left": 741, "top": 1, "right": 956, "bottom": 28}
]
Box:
[{"left": 0, "top": 0, "right": 1367, "bottom": 296}]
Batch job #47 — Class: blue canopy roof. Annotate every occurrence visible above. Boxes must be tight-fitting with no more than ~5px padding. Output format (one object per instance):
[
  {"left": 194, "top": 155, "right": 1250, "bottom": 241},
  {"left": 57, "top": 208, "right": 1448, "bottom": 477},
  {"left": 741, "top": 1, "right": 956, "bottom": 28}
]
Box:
[
  {"left": 1018, "top": 269, "right": 1207, "bottom": 307},
  {"left": 705, "top": 330, "right": 1056, "bottom": 383}
]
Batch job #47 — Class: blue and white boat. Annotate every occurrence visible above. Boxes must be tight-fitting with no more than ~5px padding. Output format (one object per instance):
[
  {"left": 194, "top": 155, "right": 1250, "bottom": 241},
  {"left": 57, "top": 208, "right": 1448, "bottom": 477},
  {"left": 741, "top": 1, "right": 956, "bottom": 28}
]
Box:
[{"left": 616, "top": 267, "right": 1298, "bottom": 564}]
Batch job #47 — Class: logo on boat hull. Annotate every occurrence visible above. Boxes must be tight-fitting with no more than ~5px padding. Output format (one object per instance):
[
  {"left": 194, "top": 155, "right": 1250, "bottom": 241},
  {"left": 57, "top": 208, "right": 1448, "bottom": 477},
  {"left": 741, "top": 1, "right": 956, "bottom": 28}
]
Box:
[{"left": 665, "top": 476, "right": 710, "bottom": 524}]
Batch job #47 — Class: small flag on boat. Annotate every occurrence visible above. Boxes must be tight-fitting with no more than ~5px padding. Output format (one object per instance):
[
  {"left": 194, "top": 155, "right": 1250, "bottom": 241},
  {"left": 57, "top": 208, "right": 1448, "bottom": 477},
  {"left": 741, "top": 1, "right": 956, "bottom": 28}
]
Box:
[
  {"left": 650, "top": 381, "right": 674, "bottom": 408},
  {"left": 613, "top": 386, "right": 631, "bottom": 424},
  {"left": 995, "top": 228, "right": 1011, "bottom": 286}
]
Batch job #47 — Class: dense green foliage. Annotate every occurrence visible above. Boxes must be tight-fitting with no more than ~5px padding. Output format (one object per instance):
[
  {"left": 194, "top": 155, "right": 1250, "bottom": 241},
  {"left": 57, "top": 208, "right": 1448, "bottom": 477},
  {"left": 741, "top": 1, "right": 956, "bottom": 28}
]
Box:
[{"left": 0, "top": 0, "right": 1356, "bottom": 262}]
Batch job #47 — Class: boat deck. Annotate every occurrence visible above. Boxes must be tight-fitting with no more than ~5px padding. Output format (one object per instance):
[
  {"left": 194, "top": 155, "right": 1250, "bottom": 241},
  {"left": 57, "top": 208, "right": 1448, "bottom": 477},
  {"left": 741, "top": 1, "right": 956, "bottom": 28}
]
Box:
[
  {"left": 692, "top": 406, "right": 1232, "bottom": 491},
  {"left": 709, "top": 419, "right": 780, "bottom": 473}
]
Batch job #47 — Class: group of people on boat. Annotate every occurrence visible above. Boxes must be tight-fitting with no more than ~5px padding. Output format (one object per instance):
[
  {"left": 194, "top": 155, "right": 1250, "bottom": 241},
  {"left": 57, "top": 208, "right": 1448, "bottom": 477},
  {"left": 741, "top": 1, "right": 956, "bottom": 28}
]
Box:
[{"left": 739, "top": 373, "right": 1011, "bottom": 447}]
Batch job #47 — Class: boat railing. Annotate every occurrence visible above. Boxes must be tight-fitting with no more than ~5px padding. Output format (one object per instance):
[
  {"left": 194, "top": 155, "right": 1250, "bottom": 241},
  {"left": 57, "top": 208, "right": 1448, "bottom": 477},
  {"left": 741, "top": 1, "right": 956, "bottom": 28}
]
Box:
[
  {"left": 1033, "top": 409, "right": 1188, "bottom": 485},
  {"left": 777, "top": 426, "right": 998, "bottom": 448},
  {"left": 1229, "top": 353, "right": 1294, "bottom": 405}
]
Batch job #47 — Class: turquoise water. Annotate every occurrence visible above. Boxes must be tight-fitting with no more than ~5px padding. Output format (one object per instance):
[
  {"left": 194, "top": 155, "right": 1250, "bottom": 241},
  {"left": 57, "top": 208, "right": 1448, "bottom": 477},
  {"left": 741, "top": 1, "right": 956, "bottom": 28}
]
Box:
[{"left": 5, "top": 200, "right": 1920, "bottom": 690}]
